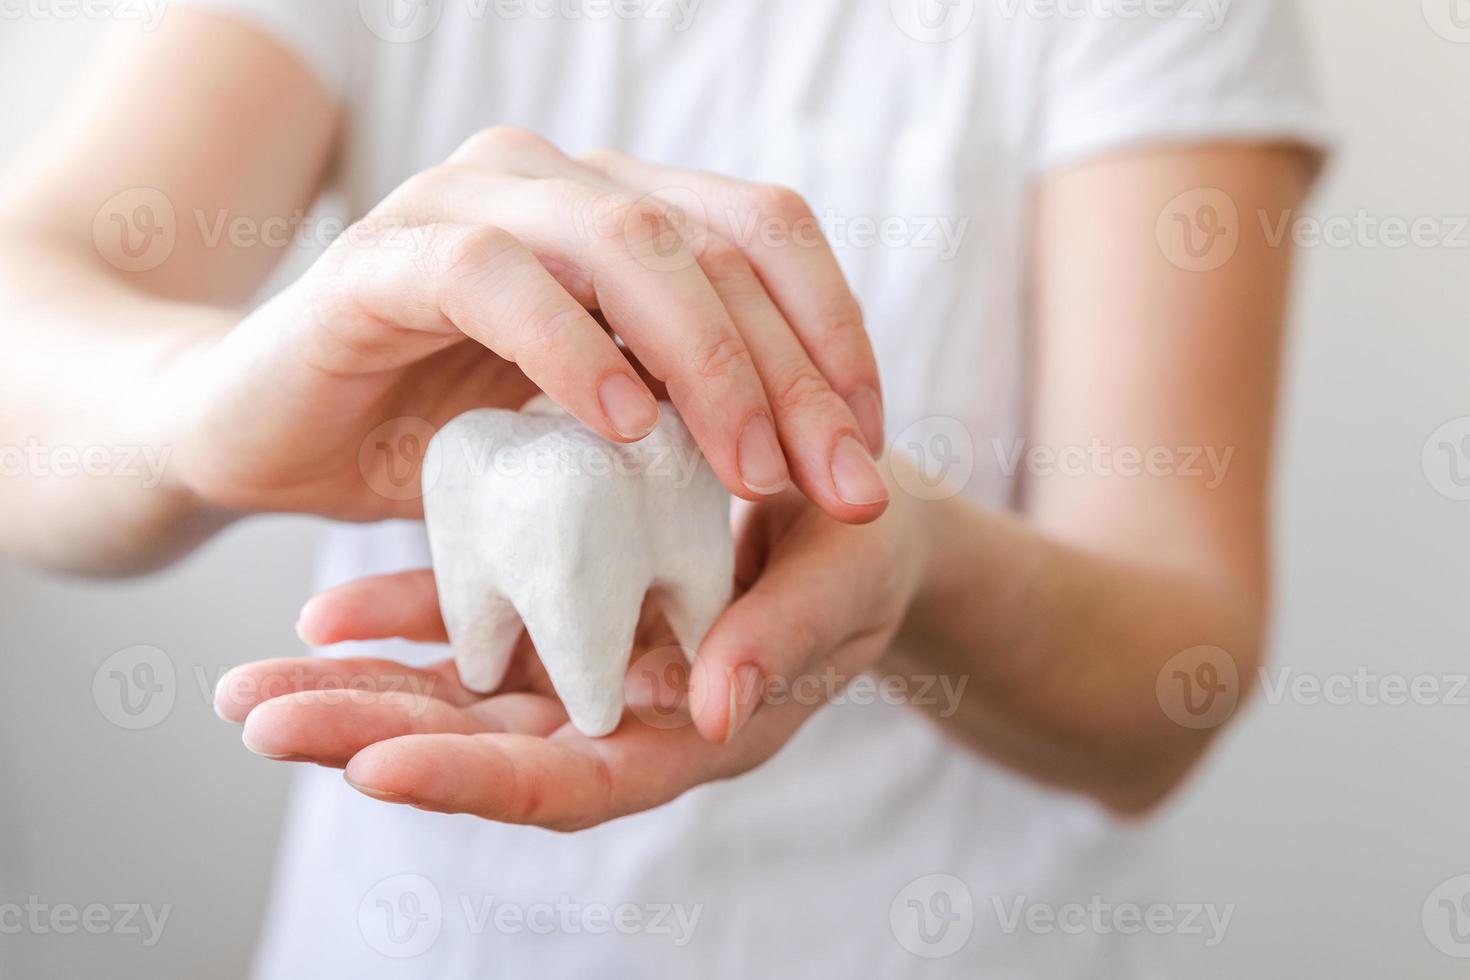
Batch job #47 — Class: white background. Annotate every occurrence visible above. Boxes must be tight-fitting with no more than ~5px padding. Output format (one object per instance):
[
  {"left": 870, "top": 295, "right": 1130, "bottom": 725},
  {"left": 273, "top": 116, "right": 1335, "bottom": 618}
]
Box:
[{"left": 1, "top": 2, "right": 1468, "bottom": 976}]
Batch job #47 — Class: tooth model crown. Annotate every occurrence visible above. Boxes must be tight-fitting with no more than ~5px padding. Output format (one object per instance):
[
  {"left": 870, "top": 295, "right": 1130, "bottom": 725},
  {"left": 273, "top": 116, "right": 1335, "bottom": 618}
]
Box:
[{"left": 423, "top": 395, "right": 734, "bottom": 737}]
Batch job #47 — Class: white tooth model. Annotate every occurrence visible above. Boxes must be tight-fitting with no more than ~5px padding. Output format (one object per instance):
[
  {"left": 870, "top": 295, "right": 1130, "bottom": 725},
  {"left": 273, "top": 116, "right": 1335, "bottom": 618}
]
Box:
[{"left": 423, "top": 395, "right": 733, "bottom": 737}]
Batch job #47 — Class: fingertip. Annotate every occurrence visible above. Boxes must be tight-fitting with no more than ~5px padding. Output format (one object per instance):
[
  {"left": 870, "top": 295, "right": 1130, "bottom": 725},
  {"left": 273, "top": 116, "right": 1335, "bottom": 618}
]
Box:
[
  {"left": 597, "top": 372, "right": 661, "bottom": 441},
  {"left": 830, "top": 435, "right": 890, "bottom": 509},
  {"left": 213, "top": 667, "right": 249, "bottom": 725},
  {"left": 344, "top": 770, "right": 415, "bottom": 805},
  {"left": 344, "top": 745, "right": 413, "bottom": 801},
  {"left": 688, "top": 632, "right": 767, "bottom": 743},
  {"left": 724, "top": 663, "right": 764, "bottom": 743},
  {"left": 825, "top": 496, "right": 890, "bottom": 526},
  {"left": 240, "top": 705, "right": 288, "bottom": 758},
  {"left": 736, "top": 412, "right": 792, "bottom": 496},
  {"left": 295, "top": 595, "right": 335, "bottom": 646},
  {"left": 686, "top": 655, "right": 729, "bottom": 743}
]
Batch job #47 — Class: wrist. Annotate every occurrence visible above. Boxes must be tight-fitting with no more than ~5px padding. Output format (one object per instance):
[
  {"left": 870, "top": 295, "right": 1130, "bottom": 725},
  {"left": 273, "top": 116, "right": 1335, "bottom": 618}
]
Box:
[
  {"left": 880, "top": 451, "right": 946, "bottom": 650},
  {"left": 143, "top": 313, "right": 243, "bottom": 526}
]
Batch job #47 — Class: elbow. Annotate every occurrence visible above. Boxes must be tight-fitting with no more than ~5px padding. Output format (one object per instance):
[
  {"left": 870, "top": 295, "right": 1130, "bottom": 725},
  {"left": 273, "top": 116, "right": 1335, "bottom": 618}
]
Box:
[
  {"left": 1093, "top": 752, "right": 1205, "bottom": 819},
  {"left": 1096, "top": 640, "right": 1267, "bottom": 820}
]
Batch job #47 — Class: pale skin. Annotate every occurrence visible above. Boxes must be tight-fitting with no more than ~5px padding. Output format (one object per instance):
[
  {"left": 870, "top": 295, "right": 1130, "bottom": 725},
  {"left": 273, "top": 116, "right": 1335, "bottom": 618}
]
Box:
[{"left": 0, "top": 12, "right": 1317, "bottom": 826}]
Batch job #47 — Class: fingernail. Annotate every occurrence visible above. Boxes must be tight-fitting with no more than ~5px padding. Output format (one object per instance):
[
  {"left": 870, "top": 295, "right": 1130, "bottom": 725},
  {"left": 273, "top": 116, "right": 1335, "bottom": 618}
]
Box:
[
  {"left": 598, "top": 373, "right": 660, "bottom": 440},
  {"left": 737, "top": 413, "right": 790, "bottom": 496},
  {"left": 845, "top": 386, "right": 885, "bottom": 455},
  {"left": 345, "top": 774, "right": 414, "bottom": 805},
  {"left": 725, "top": 663, "right": 764, "bottom": 743},
  {"left": 830, "top": 435, "right": 890, "bottom": 506},
  {"left": 241, "top": 731, "right": 306, "bottom": 761},
  {"left": 213, "top": 671, "right": 244, "bottom": 724}
]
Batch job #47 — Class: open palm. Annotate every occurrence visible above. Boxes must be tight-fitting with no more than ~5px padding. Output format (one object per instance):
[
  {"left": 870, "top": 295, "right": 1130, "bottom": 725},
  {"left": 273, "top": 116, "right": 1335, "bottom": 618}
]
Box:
[{"left": 214, "top": 490, "right": 921, "bottom": 831}]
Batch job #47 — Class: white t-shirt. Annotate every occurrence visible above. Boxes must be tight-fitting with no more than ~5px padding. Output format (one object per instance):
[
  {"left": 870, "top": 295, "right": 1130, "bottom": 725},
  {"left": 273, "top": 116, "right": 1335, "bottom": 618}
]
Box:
[{"left": 180, "top": 1, "right": 1330, "bottom": 976}]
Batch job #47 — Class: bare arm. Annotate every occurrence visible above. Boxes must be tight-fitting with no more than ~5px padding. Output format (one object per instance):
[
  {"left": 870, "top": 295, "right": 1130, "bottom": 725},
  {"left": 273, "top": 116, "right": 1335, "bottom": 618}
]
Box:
[
  {"left": 0, "top": 12, "right": 891, "bottom": 576},
  {"left": 211, "top": 144, "right": 1319, "bottom": 827},
  {"left": 892, "top": 144, "right": 1316, "bottom": 812},
  {"left": 0, "top": 11, "right": 336, "bottom": 572}
]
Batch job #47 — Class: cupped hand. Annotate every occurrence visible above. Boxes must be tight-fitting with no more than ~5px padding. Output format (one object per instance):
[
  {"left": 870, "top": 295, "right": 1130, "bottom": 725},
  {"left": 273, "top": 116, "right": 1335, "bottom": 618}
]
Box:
[
  {"left": 169, "top": 127, "right": 889, "bottom": 525},
  {"left": 215, "top": 473, "right": 929, "bottom": 832}
]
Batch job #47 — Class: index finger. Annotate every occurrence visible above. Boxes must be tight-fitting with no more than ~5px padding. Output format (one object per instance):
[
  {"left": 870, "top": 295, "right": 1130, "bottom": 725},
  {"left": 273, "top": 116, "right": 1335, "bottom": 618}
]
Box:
[
  {"left": 341, "top": 705, "right": 806, "bottom": 831},
  {"left": 578, "top": 151, "right": 886, "bottom": 452}
]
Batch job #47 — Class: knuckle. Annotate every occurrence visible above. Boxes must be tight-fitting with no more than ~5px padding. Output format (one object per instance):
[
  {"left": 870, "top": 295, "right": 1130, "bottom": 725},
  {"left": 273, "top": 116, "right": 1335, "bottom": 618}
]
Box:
[
  {"left": 750, "top": 182, "right": 813, "bottom": 223},
  {"left": 769, "top": 363, "right": 837, "bottom": 417},
  {"left": 440, "top": 225, "right": 521, "bottom": 280},
  {"left": 810, "top": 297, "right": 867, "bottom": 349},
  {"left": 587, "top": 191, "right": 672, "bottom": 245},
  {"left": 577, "top": 146, "right": 629, "bottom": 170},
  {"left": 505, "top": 756, "right": 546, "bottom": 825},
  {"left": 428, "top": 226, "right": 522, "bottom": 320},
  {"left": 688, "top": 334, "right": 755, "bottom": 386},
  {"left": 339, "top": 214, "right": 403, "bottom": 251},
  {"left": 451, "top": 125, "right": 552, "bottom": 164},
  {"left": 380, "top": 165, "right": 458, "bottom": 213},
  {"left": 515, "top": 303, "right": 587, "bottom": 362},
  {"left": 698, "top": 236, "right": 754, "bottom": 288}
]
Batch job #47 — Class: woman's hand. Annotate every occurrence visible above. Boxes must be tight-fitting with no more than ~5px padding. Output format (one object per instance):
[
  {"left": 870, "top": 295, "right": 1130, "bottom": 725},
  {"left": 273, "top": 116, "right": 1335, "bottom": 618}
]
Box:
[
  {"left": 214, "top": 468, "right": 930, "bottom": 831},
  {"left": 167, "top": 128, "right": 889, "bottom": 526}
]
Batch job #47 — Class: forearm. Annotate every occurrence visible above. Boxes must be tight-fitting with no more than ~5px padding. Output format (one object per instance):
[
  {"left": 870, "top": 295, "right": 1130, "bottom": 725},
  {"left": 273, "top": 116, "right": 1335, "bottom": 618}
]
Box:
[
  {"left": 0, "top": 233, "right": 235, "bottom": 574},
  {"left": 887, "top": 491, "right": 1266, "bottom": 814}
]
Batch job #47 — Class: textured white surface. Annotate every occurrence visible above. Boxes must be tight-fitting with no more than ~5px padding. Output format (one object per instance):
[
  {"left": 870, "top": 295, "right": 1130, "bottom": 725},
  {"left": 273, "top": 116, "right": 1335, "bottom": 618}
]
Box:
[{"left": 423, "top": 396, "right": 733, "bottom": 736}]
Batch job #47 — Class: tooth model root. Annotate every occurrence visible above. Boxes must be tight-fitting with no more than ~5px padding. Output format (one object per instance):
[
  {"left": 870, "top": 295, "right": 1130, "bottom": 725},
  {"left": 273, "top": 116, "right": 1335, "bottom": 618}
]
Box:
[{"left": 423, "top": 396, "right": 734, "bottom": 737}]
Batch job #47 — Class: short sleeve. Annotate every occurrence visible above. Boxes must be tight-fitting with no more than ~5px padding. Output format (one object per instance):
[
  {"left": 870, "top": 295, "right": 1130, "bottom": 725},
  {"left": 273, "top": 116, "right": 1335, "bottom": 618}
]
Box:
[
  {"left": 1030, "top": 0, "right": 1334, "bottom": 174},
  {"left": 170, "top": 0, "right": 354, "bottom": 100}
]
